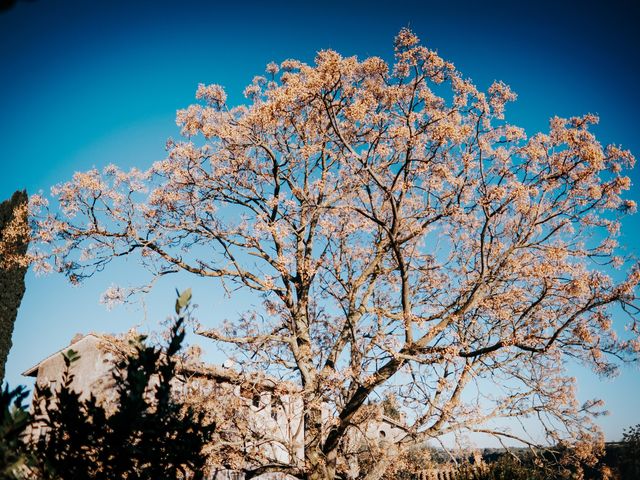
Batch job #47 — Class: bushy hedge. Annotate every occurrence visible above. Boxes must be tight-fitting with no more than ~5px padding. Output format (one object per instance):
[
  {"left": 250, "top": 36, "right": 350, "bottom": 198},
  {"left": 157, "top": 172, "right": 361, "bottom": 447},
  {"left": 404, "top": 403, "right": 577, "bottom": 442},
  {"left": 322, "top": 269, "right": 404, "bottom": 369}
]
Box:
[{"left": 0, "top": 289, "right": 215, "bottom": 480}]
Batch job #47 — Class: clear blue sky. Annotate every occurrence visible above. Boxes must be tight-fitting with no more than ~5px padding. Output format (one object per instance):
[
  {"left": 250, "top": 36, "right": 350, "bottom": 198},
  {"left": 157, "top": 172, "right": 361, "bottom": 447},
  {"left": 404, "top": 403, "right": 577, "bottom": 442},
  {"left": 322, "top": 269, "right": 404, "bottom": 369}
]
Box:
[{"left": 1, "top": 0, "right": 639, "bottom": 444}]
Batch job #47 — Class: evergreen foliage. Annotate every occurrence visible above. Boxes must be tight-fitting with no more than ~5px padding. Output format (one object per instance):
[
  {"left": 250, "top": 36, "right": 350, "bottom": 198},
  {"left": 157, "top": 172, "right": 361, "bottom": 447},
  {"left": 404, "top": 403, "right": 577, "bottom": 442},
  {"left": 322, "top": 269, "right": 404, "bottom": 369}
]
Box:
[
  {"left": 0, "top": 190, "right": 29, "bottom": 383},
  {"left": 616, "top": 424, "right": 640, "bottom": 479},
  {"left": 0, "top": 385, "right": 31, "bottom": 479},
  {"left": 1, "top": 289, "right": 215, "bottom": 480},
  {"left": 32, "top": 289, "right": 214, "bottom": 479}
]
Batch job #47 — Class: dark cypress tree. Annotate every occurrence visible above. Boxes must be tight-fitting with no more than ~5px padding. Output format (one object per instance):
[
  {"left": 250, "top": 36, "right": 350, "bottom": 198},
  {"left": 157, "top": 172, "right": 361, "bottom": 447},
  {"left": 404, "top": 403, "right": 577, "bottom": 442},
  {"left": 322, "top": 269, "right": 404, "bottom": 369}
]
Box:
[{"left": 0, "top": 190, "right": 29, "bottom": 384}]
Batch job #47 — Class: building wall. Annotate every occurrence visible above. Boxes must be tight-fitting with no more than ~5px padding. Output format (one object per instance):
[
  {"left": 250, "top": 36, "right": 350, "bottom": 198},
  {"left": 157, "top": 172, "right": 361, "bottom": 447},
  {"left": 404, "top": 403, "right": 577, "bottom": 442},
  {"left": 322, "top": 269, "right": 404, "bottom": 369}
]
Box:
[
  {"left": 245, "top": 390, "right": 305, "bottom": 465},
  {"left": 31, "top": 335, "right": 114, "bottom": 402}
]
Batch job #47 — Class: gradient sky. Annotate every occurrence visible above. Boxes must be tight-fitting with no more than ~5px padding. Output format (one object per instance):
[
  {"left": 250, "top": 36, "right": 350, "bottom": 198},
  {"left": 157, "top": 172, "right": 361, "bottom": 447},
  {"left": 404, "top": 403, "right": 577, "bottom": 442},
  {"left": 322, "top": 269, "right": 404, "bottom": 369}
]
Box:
[{"left": 1, "top": 0, "right": 639, "bottom": 445}]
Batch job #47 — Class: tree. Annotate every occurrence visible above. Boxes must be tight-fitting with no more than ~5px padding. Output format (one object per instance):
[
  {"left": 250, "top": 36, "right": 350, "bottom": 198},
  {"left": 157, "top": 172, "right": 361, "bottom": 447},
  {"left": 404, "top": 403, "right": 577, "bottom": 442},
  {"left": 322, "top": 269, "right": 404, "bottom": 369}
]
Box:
[
  {"left": 616, "top": 424, "right": 640, "bottom": 478},
  {"left": 30, "top": 289, "right": 215, "bottom": 479},
  {"left": 0, "top": 385, "right": 32, "bottom": 479},
  {"left": 21, "top": 29, "right": 640, "bottom": 479},
  {"left": 0, "top": 190, "right": 29, "bottom": 383}
]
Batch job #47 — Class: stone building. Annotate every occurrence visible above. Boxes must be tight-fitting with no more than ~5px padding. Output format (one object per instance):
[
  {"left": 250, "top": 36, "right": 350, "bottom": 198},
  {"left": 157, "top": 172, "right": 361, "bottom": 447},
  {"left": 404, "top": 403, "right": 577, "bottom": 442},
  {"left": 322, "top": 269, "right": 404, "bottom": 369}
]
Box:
[{"left": 23, "top": 333, "right": 113, "bottom": 401}]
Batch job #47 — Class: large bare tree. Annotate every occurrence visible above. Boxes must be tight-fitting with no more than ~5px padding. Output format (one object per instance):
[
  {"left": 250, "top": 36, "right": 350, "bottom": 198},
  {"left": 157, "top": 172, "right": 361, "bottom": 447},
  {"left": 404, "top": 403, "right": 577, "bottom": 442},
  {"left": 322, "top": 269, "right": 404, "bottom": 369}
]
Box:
[{"left": 21, "top": 29, "right": 640, "bottom": 479}]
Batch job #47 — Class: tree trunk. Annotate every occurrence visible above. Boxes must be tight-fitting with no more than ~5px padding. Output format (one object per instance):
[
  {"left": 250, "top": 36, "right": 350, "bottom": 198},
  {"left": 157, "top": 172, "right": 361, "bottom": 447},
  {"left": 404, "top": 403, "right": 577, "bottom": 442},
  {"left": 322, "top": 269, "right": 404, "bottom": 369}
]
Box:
[
  {"left": 361, "top": 446, "right": 399, "bottom": 480},
  {"left": 305, "top": 399, "right": 334, "bottom": 480}
]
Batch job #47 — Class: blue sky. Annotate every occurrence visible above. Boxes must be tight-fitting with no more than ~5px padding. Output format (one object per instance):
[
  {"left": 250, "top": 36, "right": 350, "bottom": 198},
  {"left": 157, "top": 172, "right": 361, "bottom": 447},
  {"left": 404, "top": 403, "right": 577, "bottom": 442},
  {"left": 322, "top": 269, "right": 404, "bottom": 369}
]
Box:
[{"left": 1, "top": 0, "right": 639, "bottom": 444}]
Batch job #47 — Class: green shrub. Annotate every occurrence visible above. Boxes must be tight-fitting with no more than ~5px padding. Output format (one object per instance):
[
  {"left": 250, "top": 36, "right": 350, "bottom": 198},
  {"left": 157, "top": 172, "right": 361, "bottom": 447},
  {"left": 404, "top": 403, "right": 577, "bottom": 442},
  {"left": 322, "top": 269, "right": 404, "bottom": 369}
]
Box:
[
  {"left": 31, "top": 288, "right": 215, "bottom": 479},
  {"left": 0, "top": 385, "right": 32, "bottom": 479}
]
